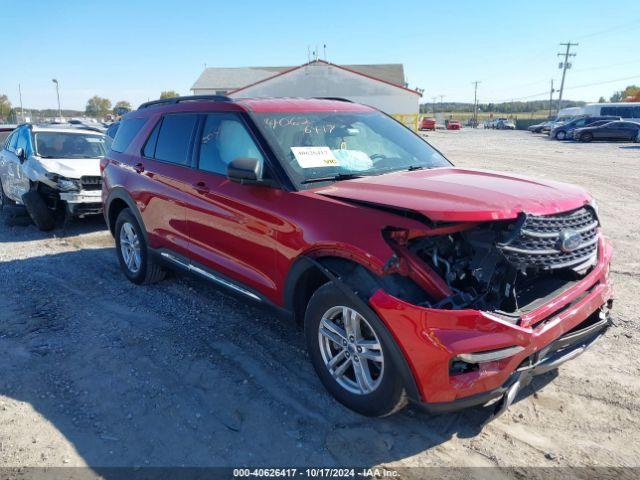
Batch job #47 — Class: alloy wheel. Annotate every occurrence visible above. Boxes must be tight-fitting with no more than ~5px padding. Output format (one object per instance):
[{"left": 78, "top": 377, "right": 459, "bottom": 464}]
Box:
[
  {"left": 119, "top": 222, "right": 141, "bottom": 273},
  {"left": 318, "top": 305, "right": 384, "bottom": 395}
]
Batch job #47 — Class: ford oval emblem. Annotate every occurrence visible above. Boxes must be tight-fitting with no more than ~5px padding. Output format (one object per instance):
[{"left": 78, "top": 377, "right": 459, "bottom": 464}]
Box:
[{"left": 559, "top": 230, "right": 582, "bottom": 252}]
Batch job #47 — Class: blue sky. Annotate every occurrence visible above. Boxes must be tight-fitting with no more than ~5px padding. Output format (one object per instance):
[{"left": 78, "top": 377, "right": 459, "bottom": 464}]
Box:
[{"left": 4, "top": 0, "right": 639, "bottom": 110}]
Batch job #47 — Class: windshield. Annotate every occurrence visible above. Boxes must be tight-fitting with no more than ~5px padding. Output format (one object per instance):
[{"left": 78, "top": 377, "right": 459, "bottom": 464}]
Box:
[
  {"left": 254, "top": 111, "right": 450, "bottom": 186},
  {"left": 33, "top": 132, "right": 107, "bottom": 158}
]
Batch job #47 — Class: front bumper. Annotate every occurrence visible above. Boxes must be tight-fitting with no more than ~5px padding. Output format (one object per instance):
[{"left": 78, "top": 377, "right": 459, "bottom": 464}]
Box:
[
  {"left": 368, "top": 237, "right": 613, "bottom": 410},
  {"left": 60, "top": 190, "right": 103, "bottom": 216}
]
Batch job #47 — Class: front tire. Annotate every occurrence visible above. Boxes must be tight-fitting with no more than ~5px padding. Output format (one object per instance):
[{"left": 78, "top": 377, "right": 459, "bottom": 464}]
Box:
[
  {"left": 22, "top": 191, "right": 55, "bottom": 231},
  {"left": 304, "top": 282, "right": 407, "bottom": 417},
  {"left": 580, "top": 132, "right": 593, "bottom": 143},
  {"left": 555, "top": 130, "right": 566, "bottom": 140},
  {"left": 115, "top": 208, "right": 165, "bottom": 284}
]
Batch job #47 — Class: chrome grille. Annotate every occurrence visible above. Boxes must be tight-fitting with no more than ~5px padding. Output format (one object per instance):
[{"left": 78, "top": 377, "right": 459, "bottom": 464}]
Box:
[
  {"left": 499, "top": 207, "right": 599, "bottom": 271},
  {"left": 81, "top": 176, "right": 102, "bottom": 191}
]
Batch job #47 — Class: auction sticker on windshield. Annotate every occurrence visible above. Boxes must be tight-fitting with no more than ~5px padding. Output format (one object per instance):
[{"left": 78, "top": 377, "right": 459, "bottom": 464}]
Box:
[{"left": 291, "top": 147, "right": 340, "bottom": 168}]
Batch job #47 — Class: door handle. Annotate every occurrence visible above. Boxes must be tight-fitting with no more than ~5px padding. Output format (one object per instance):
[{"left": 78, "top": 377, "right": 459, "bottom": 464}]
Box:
[
  {"left": 193, "top": 181, "right": 209, "bottom": 193},
  {"left": 134, "top": 162, "right": 145, "bottom": 173}
]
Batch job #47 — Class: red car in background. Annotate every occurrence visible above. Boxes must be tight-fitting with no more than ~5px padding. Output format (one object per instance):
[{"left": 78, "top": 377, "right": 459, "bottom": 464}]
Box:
[
  {"left": 446, "top": 120, "right": 461, "bottom": 130},
  {"left": 102, "top": 96, "right": 613, "bottom": 418},
  {"left": 419, "top": 117, "right": 436, "bottom": 131}
]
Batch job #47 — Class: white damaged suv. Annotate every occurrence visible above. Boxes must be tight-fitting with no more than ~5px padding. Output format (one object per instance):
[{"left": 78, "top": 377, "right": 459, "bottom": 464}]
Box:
[{"left": 0, "top": 124, "right": 108, "bottom": 230}]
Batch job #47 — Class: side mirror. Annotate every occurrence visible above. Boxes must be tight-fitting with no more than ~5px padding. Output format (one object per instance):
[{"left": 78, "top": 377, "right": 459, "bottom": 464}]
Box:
[
  {"left": 227, "top": 157, "right": 262, "bottom": 184},
  {"left": 15, "top": 147, "right": 25, "bottom": 163}
]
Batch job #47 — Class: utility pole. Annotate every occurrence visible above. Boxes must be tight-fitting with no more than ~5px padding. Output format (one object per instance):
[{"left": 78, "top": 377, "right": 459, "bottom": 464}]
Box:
[
  {"left": 18, "top": 83, "right": 24, "bottom": 122},
  {"left": 52, "top": 78, "right": 62, "bottom": 120},
  {"left": 548, "top": 79, "right": 555, "bottom": 119},
  {"left": 431, "top": 96, "right": 437, "bottom": 115},
  {"left": 472, "top": 81, "right": 481, "bottom": 127},
  {"left": 556, "top": 42, "right": 578, "bottom": 114}
]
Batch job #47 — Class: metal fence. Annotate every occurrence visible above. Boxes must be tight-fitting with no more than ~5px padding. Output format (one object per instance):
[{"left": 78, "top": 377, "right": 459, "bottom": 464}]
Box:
[{"left": 391, "top": 113, "right": 419, "bottom": 132}]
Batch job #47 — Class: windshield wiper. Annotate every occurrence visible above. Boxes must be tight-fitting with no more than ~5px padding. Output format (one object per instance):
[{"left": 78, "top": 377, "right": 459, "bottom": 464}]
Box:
[
  {"left": 301, "top": 173, "right": 364, "bottom": 185},
  {"left": 406, "top": 165, "right": 424, "bottom": 171}
]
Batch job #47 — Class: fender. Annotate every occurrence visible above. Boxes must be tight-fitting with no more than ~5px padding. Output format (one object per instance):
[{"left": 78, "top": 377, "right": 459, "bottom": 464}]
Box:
[
  {"left": 284, "top": 255, "right": 422, "bottom": 403},
  {"left": 301, "top": 242, "right": 388, "bottom": 276},
  {"left": 104, "top": 186, "right": 149, "bottom": 244}
]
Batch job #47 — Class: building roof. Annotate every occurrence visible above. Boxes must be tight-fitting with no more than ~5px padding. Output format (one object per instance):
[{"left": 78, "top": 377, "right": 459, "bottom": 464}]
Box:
[{"left": 191, "top": 62, "right": 406, "bottom": 91}]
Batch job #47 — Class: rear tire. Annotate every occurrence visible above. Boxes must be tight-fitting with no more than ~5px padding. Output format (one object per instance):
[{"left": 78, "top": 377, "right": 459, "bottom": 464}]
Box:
[
  {"left": 22, "top": 191, "right": 55, "bottom": 231},
  {"left": 304, "top": 282, "right": 407, "bottom": 417},
  {"left": 115, "top": 208, "right": 165, "bottom": 285},
  {"left": 580, "top": 132, "right": 593, "bottom": 143}
]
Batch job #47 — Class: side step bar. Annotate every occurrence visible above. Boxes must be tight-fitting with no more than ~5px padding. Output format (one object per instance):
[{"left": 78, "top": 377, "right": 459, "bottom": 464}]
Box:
[{"left": 160, "top": 252, "right": 262, "bottom": 302}]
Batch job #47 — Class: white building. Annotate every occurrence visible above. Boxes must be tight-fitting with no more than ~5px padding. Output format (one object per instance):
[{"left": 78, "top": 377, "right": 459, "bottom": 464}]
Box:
[{"left": 191, "top": 60, "right": 422, "bottom": 117}]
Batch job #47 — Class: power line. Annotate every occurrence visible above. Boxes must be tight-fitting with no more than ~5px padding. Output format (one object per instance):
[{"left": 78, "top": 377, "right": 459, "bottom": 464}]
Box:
[
  {"left": 573, "top": 58, "right": 640, "bottom": 73},
  {"left": 564, "top": 75, "right": 640, "bottom": 91},
  {"left": 556, "top": 42, "right": 578, "bottom": 113},
  {"left": 575, "top": 18, "right": 640, "bottom": 40}
]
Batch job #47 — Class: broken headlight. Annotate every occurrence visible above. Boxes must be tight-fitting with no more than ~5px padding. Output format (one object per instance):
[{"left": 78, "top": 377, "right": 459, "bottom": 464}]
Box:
[{"left": 45, "top": 173, "right": 81, "bottom": 192}]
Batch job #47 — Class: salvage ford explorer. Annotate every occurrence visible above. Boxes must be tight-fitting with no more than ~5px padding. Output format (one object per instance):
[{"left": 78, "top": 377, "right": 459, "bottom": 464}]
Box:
[{"left": 101, "top": 96, "right": 613, "bottom": 418}]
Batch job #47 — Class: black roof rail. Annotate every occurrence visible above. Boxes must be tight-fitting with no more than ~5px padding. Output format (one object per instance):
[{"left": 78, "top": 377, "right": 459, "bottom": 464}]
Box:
[
  {"left": 137, "top": 95, "right": 233, "bottom": 110},
  {"left": 312, "top": 97, "right": 353, "bottom": 103}
]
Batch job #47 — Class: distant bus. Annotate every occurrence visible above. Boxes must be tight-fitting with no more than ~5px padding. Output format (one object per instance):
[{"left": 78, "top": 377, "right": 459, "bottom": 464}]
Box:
[
  {"left": 557, "top": 106, "right": 583, "bottom": 120},
  {"left": 581, "top": 102, "right": 640, "bottom": 121}
]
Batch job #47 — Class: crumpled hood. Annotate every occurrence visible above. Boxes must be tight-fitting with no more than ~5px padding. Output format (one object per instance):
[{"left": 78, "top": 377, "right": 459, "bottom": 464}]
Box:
[
  {"left": 312, "top": 167, "right": 591, "bottom": 222},
  {"left": 34, "top": 156, "right": 101, "bottom": 179}
]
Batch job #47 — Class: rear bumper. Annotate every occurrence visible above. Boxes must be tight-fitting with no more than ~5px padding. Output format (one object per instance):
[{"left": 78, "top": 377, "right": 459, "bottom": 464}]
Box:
[{"left": 368, "top": 237, "right": 613, "bottom": 410}]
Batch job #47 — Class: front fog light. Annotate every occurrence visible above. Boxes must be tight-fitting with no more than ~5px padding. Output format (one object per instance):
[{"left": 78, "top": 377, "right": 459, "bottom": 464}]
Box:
[{"left": 455, "top": 345, "right": 524, "bottom": 364}]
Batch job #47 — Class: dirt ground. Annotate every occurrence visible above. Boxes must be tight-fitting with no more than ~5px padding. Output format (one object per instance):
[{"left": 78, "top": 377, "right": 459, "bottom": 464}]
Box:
[{"left": 0, "top": 130, "right": 638, "bottom": 476}]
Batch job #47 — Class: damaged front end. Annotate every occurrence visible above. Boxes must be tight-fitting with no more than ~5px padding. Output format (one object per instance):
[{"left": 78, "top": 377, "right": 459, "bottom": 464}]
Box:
[
  {"left": 37, "top": 172, "right": 103, "bottom": 217},
  {"left": 384, "top": 205, "right": 601, "bottom": 322},
  {"left": 370, "top": 204, "right": 612, "bottom": 408}
]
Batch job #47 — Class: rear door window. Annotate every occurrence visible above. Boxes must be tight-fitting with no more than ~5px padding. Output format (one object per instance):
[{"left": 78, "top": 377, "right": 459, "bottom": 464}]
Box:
[
  {"left": 111, "top": 118, "right": 146, "bottom": 153},
  {"left": 154, "top": 114, "right": 198, "bottom": 166},
  {"left": 142, "top": 120, "right": 162, "bottom": 158}
]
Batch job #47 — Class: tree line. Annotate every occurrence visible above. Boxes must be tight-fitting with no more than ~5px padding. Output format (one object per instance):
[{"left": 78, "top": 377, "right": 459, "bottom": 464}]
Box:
[
  {"left": 84, "top": 90, "right": 179, "bottom": 117},
  {"left": 420, "top": 99, "right": 586, "bottom": 114},
  {"left": 0, "top": 91, "right": 181, "bottom": 122}
]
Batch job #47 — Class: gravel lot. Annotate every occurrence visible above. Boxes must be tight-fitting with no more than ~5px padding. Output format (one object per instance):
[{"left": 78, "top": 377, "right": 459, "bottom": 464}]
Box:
[{"left": 0, "top": 129, "right": 638, "bottom": 476}]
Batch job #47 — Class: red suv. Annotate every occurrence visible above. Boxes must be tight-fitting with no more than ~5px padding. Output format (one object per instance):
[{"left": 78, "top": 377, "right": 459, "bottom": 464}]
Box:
[{"left": 102, "top": 96, "right": 613, "bottom": 418}]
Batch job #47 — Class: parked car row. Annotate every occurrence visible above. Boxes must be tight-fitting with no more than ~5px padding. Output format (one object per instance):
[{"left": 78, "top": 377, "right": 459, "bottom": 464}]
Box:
[
  {"left": 529, "top": 115, "right": 640, "bottom": 143},
  {"left": 418, "top": 117, "right": 463, "bottom": 131},
  {"left": 0, "top": 96, "right": 615, "bottom": 421},
  {"left": 483, "top": 118, "right": 516, "bottom": 130}
]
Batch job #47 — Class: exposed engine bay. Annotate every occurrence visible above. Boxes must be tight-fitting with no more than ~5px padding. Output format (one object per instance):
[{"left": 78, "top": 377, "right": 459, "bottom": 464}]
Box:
[{"left": 408, "top": 206, "right": 600, "bottom": 315}]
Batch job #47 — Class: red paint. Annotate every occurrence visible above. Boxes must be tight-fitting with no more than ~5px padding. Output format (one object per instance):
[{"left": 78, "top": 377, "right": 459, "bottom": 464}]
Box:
[
  {"left": 369, "top": 238, "right": 613, "bottom": 403},
  {"left": 103, "top": 97, "right": 614, "bottom": 407},
  {"left": 313, "top": 167, "right": 591, "bottom": 222},
  {"left": 447, "top": 120, "right": 462, "bottom": 130}
]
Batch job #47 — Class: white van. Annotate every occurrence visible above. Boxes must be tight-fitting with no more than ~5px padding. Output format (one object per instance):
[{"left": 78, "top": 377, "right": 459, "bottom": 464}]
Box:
[{"left": 581, "top": 103, "right": 640, "bottom": 121}]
